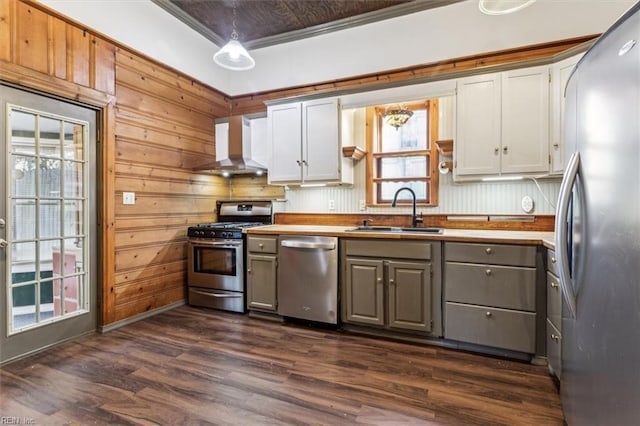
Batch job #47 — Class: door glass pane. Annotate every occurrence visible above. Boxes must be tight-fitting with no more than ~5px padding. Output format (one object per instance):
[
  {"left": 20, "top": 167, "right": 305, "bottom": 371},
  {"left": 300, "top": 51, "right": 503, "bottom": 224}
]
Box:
[
  {"left": 11, "top": 155, "right": 36, "bottom": 196},
  {"left": 64, "top": 200, "right": 83, "bottom": 237},
  {"left": 10, "top": 110, "right": 36, "bottom": 155},
  {"left": 63, "top": 160, "right": 83, "bottom": 198},
  {"left": 7, "top": 106, "right": 89, "bottom": 334},
  {"left": 39, "top": 158, "right": 61, "bottom": 198},
  {"left": 39, "top": 116, "right": 62, "bottom": 158},
  {"left": 63, "top": 122, "right": 83, "bottom": 160},
  {"left": 12, "top": 284, "right": 37, "bottom": 329},
  {"left": 10, "top": 199, "right": 36, "bottom": 240}
]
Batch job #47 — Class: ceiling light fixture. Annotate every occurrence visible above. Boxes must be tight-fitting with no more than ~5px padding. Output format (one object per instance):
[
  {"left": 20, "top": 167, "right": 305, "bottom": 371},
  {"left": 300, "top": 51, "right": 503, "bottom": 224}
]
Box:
[
  {"left": 213, "top": 0, "right": 255, "bottom": 71},
  {"left": 478, "top": 0, "right": 536, "bottom": 15},
  {"left": 382, "top": 105, "right": 413, "bottom": 130}
]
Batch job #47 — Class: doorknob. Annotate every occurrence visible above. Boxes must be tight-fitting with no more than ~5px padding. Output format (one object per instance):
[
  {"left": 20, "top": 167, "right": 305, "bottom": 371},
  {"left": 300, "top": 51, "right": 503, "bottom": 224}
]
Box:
[{"left": 0, "top": 239, "right": 7, "bottom": 248}]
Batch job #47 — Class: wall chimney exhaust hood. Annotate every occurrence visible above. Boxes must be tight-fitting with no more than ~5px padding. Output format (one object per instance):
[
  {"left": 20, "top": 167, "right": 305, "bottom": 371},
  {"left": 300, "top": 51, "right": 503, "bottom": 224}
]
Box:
[{"left": 193, "top": 115, "right": 268, "bottom": 176}]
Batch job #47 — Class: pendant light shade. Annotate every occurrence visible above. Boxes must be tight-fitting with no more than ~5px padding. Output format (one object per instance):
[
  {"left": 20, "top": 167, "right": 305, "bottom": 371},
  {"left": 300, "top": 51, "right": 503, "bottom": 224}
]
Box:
[
  {"left": 214, "top": 0, "right": 255, "bottom": 71},
  {"left": 214, "top": 31, "right": 255, "bottom": 70}
]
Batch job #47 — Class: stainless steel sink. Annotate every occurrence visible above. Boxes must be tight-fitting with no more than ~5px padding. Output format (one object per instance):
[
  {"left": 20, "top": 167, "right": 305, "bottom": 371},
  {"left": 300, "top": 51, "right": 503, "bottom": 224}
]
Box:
[{"left": 348, "top": 226, "right": 443, "bottom": 234}]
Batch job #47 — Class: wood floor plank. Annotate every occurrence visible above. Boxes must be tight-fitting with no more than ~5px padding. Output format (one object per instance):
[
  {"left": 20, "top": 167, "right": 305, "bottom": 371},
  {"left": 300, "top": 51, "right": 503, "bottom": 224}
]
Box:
[{"left": 0, "top": 306, "right": 564, "bottom": 425}]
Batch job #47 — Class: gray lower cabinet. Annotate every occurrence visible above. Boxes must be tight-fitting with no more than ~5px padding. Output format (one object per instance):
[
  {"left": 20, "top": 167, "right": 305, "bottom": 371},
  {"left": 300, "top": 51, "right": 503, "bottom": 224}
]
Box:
[
  {"left": 546, "top": 249, "right": 562, "bottom": 378},
  {"left": 444, "top": 242, "right": 538, "bottom": 354},
  {"left": 342, "top": 239, "right": 440, "bottom": 334},
  {"left": 246, "top": 236, "right": 278, "bottom": 312}
]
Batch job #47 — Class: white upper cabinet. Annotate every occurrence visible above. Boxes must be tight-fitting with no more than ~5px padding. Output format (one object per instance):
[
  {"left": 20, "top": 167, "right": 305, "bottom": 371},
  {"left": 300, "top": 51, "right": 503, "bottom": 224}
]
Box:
[
  {"left": 455, "top": 73, "right": 502, "bottom": 176},
  {"left": 268, "top": 98, "right": 352, "bottom": 185},
  {"left": 501, "top": 66, "right": 550, "bottom": 174},
  {"left": 550, "top": 53, "right": 583, "bottom": 175},
  {"left": 455, "top": 65, "right": 550, "bottom": 179}
]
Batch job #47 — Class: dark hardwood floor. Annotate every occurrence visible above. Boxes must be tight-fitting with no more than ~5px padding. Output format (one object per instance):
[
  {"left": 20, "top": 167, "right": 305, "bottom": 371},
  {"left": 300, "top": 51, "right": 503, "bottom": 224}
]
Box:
[{"left": 0, "top": 306, "right": 564, "bottom": 425}]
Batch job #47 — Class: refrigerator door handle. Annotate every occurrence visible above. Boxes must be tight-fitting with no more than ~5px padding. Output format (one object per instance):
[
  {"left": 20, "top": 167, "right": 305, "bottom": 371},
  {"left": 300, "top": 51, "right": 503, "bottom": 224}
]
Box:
[{"left": 555, "top": 151, "right": 580, "bottom": 319}]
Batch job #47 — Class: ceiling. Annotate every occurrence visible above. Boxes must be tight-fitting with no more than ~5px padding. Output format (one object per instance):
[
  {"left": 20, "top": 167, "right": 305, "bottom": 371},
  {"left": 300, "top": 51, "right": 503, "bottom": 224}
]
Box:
[{"left": 152, "top": 0, "right": 463, "bottom": 49}]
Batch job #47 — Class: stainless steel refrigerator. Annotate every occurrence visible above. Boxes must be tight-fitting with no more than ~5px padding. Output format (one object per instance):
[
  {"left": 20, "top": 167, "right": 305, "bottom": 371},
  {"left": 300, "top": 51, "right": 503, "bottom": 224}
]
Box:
[{"left": 556, "top": 3, "right": 640, "bottom": 425}]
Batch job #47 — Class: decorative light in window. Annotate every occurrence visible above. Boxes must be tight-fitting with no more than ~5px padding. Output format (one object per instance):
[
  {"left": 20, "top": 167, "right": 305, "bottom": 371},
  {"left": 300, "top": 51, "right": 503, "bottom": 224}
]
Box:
[{"left": 382, "top": 105, "right": 413, "bottom": 130}]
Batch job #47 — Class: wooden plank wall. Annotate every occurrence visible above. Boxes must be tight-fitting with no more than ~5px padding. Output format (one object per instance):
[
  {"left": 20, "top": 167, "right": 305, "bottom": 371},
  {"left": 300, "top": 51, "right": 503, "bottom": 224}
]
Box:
[{"left": 111, "top": 50, "right": 230, "bottom": 323}]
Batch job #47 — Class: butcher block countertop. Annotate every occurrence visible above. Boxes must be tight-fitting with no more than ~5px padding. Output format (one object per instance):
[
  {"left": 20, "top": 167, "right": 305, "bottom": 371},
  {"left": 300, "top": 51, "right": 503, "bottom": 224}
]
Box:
[{"left": 245, "top": 225, "right": 556, "bottom": 249}]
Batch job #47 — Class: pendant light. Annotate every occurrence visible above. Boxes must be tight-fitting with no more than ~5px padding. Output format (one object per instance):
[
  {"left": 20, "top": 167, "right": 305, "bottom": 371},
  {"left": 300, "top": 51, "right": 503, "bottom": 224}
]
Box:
[
  {"left": 214, "top": 0, "right": 255, "bottom": 71},
  {"left": 382, "top": 105, "right": 413, "bottom": 130}
]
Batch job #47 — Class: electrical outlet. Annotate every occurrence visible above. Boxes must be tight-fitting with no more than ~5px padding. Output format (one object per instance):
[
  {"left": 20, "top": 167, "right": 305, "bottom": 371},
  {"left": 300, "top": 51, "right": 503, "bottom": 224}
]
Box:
[
  {"left": 328, "top": 199, "right": 335, "bottom": 210},
  {"left": 359, "top": 199, "right": 366, "bottom": 211},
  {"left": 521, "top": 195, "right": 534, "bottom": 213},
  {"left": 123, "top": 192, "right": 136, "bottom": 205}
]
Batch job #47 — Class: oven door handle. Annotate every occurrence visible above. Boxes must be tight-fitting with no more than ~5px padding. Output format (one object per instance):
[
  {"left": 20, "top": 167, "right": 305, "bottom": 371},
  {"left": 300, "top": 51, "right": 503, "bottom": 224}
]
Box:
[
  {"left": 190, "top": 289, "right": 242, "bottom": 299},
  {"left": 189, "top": 241, "right": 242, "bottom": 248}
]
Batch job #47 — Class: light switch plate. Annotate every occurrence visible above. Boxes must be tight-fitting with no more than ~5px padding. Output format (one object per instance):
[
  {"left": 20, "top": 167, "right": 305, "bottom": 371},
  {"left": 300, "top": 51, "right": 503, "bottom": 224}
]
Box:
[{"left": 123, "top": 192, "right": 136, "bottom": 205}]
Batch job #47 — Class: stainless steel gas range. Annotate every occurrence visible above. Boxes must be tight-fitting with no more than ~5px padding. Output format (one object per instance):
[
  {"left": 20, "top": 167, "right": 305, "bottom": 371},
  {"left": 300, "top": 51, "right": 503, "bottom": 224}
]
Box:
[{"left": 187, "top": 200, "right": 272, "bottom": 313}]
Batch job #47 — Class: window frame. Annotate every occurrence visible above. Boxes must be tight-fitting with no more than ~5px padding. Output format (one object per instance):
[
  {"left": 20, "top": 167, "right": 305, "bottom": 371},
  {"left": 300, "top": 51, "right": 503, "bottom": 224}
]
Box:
[{"left": 365, "top": 100, "right": 439, "bottom": 207}]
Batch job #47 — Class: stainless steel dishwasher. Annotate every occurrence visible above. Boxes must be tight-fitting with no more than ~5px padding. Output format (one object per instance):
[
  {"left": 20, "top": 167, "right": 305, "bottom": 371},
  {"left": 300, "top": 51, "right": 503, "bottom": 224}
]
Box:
[{"left": 277, "top": 235, "right": 338, "bottom": 324}]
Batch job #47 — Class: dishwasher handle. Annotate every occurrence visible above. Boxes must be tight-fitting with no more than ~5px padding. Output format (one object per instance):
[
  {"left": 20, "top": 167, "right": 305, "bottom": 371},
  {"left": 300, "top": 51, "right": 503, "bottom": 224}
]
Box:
[{"left": 281, "top": 240, "right": 336, "bottom": 250}]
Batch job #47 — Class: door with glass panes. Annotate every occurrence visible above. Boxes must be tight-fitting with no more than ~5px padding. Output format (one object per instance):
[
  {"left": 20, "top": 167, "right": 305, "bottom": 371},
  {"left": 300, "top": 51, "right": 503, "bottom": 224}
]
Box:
[{"left": 0, "top": 85, "right": 97, "bottom": 365}]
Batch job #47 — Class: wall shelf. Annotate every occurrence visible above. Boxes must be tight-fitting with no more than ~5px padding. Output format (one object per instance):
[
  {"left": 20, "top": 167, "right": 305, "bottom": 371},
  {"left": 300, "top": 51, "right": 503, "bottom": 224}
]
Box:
[
  {"left": 342, "top": 146, "right": 367, "bottom": 161},
  {"left": 435, "top": 139, "right": 453, "bottom": 157}
]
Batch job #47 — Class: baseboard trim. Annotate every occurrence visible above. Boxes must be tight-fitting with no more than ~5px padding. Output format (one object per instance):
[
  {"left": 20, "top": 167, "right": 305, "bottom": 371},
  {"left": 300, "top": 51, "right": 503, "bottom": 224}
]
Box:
[{"left": 99, "top": 300, "right": 186, "bottom": 333}]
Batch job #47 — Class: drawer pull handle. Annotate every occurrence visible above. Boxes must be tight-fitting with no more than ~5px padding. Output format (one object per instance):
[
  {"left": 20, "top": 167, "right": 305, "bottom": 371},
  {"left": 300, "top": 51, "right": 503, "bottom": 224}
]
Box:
[
  {"left": 389, "top": 278, "right": 395, "bottom": 284},
  {"left": 485, "top": 247, "right": 492, "bottom": 254},
  {"left": 485, "top": 269, "right": 492, "bottom": 276},
  {"left": 485, "top": 311, "right": 492, "bottom": 318},
  {"left": 377, "top": 277, "right": 382, "bottom": 283},
  {"left": 247, "top": 269, "right": 252, "bottom": 273},
  {"left": 551, "top": 334, "right": 560, "bottom": 342},
  {"left": 259, "top": 243, "right": 264, "bottom": 248},
  {"left": 551, "top": 256, "right": 557, "bottom": 264},
  {"left": 551, "top": 282, "right": 559, "bottom": 289}
]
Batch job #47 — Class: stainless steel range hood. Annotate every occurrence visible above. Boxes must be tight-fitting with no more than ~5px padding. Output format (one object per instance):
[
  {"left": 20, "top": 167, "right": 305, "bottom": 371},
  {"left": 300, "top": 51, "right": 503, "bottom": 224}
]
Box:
[{"left": 193, "top": 115, "right": 267, "bottom": 176}]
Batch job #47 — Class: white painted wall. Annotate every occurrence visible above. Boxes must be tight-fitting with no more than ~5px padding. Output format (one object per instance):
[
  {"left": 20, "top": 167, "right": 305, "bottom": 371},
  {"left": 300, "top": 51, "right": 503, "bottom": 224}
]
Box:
[{"left": 39, "top": 0, "right": 634, "bottom": 96}]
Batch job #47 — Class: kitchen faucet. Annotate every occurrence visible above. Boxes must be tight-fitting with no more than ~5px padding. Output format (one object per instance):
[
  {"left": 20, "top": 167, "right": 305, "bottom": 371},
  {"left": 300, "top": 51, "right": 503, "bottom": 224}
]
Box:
[{"left": 391, "top": 187, "right": 423, "bottom": 228}]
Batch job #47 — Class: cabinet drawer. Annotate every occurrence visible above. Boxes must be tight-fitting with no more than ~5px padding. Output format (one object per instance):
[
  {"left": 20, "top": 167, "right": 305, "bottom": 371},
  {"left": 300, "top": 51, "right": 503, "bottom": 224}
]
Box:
[
  {"left": 547, "top": 271, "right": 562, "bottom": 330},
  {"left": 445, "top": 242, "right": 536, "bottom": 267},
  {"left": 547, "top": 319, "right": 562, "bottom": 379},
  {"left": 345, "top": 239, "right": 432, "bottom": 260},
  {"left": 547, "top": 249, "right": 558, "bottom": 276},
  {"left": 247, "top": 236, "right": 277, "bottom": 253},
  {"left": 446, "top": 262, "right": 536, "bottom": 311},
  {"left": 445, "top": 302, "right": 536, "bottom": 353}
]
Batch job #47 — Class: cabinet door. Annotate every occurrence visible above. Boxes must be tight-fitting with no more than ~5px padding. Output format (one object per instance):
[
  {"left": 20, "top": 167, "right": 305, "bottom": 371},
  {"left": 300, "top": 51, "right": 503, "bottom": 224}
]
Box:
[
  {"left": 344, "top": 258, "right": 384, "bottom": 326},
  {"left": 455, "top": 73, "right": 501, "bottom": 176},
  {"left": 501, "top": 66, "right": 550, "bottom": 174},
  {"left": 550, "top": 54, "right": 583, "bottom": 174},
  {"left": 302, "top": 98, "right": 340, "bottom": 182},
  {"left": 388, "top": 261, "right": 431, "bottom": 332},
  {"left": 247, "top": 254, "right": 277, "bottom": 312},
  {"left": 268, "top": 103, "right": 302, "bottom": 183}
]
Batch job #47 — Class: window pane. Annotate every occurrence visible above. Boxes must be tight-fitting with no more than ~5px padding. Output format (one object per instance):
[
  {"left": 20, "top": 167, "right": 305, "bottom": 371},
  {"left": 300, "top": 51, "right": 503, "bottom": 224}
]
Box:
[
  {"left": 40, "top": 280, "right": 57, "bottom": 321},
  {"left": 10, "top": 110, "right": 36, "bottom": 155},
  {"left": 380, "top": 181, "right": 427, "bottom": 202},
  {"left": 381, "top": 110, "right": 427, "bottom": 152},
  {"left": 12, "top": 242, "right": 36, "bottom": 284},
  {"left": 380, "top": 155, "right": 428, "bottom": 179}
]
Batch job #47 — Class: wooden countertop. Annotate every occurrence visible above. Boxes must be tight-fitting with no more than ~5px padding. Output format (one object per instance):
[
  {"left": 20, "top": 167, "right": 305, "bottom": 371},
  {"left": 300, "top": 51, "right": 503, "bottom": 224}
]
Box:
[{"left": 245, "top": 225, "right": 556, "bottom": 248}]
